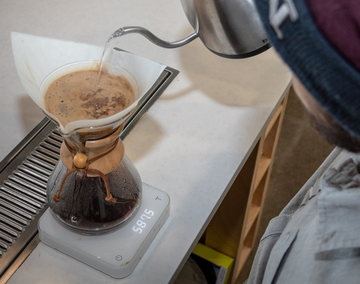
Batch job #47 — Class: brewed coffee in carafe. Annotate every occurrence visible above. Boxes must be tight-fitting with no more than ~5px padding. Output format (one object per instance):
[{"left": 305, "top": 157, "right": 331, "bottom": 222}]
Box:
[{"left": 47, "top": 142, "right": 142, "bottom": 234}]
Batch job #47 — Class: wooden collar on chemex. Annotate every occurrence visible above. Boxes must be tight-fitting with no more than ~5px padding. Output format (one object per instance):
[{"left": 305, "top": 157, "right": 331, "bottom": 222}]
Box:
[{"left": 53, "top": 138, "right": 119, "bottom": 203}]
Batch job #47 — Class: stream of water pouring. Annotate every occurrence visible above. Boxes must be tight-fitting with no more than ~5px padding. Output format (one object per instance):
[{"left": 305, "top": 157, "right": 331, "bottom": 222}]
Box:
[{"left": 94, "top": 29, "right": 124, "bottom": 91}]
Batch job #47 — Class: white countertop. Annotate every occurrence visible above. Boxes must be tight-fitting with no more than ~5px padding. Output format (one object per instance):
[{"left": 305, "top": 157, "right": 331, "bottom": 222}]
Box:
[{"left": 1, "top": 0, "right": 291, "bottom": 283}]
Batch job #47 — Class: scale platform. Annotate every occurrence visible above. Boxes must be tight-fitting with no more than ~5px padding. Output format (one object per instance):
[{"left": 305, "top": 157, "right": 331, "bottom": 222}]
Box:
[{"left": 38, "top": 183, "right": 170, "bottom": 278}]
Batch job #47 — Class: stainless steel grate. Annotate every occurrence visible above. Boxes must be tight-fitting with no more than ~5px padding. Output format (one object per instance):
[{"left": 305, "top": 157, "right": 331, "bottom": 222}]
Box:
[
  {"left": 0, "top": 66, "right": 179, "bottom": 282},
  {"left": 0, "top": 129, "right": 62, "bottom": 255}
]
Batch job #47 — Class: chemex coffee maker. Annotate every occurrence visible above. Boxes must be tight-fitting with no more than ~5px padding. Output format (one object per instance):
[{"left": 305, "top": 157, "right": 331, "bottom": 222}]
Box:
[
  {"left": 34, "top": 55, "right": 171, "bottom": 278},
  {"left": 13, "top": 0, "right": 269, "bottom": 279},
  {"left": 13, "top": 33, "right": 171, "bottom": 278},
  {"left": 37, "top": 60, "right": 172, "bottom": 279}
]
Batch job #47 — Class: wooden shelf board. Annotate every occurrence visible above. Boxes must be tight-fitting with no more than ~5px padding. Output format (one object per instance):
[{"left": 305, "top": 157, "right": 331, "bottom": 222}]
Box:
[
  {"left": 230, "top": 92, "right": 289, "bottom": 284},
  {"left": 238, "top": 245, "right": 252, "bottom": 272},
  {"left": 265, "top": 105, "right": 283, "bottom": 138},
  {"left": 254, "top": 156, "right": 271, "bottom": 188},
  {"left": 245, "top": 203, "right": 261, "bottom": 237}
]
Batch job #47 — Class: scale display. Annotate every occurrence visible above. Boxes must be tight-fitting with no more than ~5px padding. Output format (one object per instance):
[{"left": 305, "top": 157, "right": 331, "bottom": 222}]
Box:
[{"left": 38, "top": 183, "right": 170, "bottom": 278}]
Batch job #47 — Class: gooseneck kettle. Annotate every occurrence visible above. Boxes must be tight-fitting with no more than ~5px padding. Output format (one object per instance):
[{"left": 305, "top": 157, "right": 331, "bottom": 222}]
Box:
[{"left": 114, "top": 0, "right": 270, "bottom": 58}]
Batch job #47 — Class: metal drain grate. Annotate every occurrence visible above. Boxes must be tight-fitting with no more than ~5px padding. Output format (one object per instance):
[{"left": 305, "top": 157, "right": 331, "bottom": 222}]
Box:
[
  {"left": 0, "top": 129, "right": 62, "bottom": 256},
  {"left": 0, "top": 66, "right": 179, "bottom": 282}
]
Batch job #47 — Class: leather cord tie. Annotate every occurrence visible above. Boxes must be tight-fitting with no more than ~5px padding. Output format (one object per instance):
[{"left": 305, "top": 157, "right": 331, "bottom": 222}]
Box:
[{"left": 53, "top": 138, "right": 119, "bottom": 203}]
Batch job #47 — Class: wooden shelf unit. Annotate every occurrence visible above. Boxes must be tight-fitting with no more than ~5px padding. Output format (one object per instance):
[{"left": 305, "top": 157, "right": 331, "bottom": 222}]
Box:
[{"left": 204, "top": 90, "right": 289, "bottom": 284}]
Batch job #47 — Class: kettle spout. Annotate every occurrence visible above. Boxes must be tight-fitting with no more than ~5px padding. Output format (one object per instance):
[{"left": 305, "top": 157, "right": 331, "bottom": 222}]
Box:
[{"left": 113, "top": 26, "right": 199, "bottom": 49}]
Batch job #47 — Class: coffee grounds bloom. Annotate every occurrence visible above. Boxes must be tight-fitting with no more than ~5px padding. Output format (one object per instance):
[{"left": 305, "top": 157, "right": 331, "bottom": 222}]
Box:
[{"left": 44, "top": 70, "right": 135, "bottom": 127}]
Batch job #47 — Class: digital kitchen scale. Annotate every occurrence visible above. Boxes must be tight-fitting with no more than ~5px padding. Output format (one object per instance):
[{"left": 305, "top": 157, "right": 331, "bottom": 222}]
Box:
[{"left": 38, "top": 183, "right": 170, "bottom": 278}]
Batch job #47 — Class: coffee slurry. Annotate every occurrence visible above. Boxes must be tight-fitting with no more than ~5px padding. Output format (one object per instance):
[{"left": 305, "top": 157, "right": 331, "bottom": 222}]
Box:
[{"left": 44, "top": 70, "right": 135, "bottom": 127}]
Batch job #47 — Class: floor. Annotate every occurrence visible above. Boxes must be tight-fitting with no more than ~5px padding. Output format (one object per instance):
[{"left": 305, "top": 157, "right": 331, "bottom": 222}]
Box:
[{"left": 235, "top": 87, "right": 335, "bottom": 283}]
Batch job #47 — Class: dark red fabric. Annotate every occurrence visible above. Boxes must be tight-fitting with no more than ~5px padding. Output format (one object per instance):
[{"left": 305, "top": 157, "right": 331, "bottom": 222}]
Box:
[{"left": 305, "top": 0, "right": 360, "bottom": 71}]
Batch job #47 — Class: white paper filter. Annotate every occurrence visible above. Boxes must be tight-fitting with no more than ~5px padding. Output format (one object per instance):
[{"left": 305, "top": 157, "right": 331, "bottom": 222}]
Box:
[{"left": 11, "top": 32, "right": 166, "bottom": 134}]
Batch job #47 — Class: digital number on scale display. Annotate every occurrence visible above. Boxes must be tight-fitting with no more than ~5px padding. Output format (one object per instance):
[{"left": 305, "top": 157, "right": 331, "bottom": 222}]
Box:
[{"left": 132, "top": 208, "right": 154, "bottom": 234}]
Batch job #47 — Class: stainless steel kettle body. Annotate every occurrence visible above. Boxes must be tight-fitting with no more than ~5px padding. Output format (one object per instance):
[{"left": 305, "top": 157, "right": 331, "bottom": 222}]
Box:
[
  {"left": 114, "top": 0, "right": 270, "bottom": 58},
  {"left": 180, "top": 0, "right": 270, "bottom": 58}
]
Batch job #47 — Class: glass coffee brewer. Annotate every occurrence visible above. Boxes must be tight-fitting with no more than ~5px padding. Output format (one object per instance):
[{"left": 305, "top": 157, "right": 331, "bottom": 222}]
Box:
[
  {"left": 41, "top": 60, "right": 143, "bottom": 235},
  {"left": 12, "top": 33, "right": 171, "bottom": 278}
]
